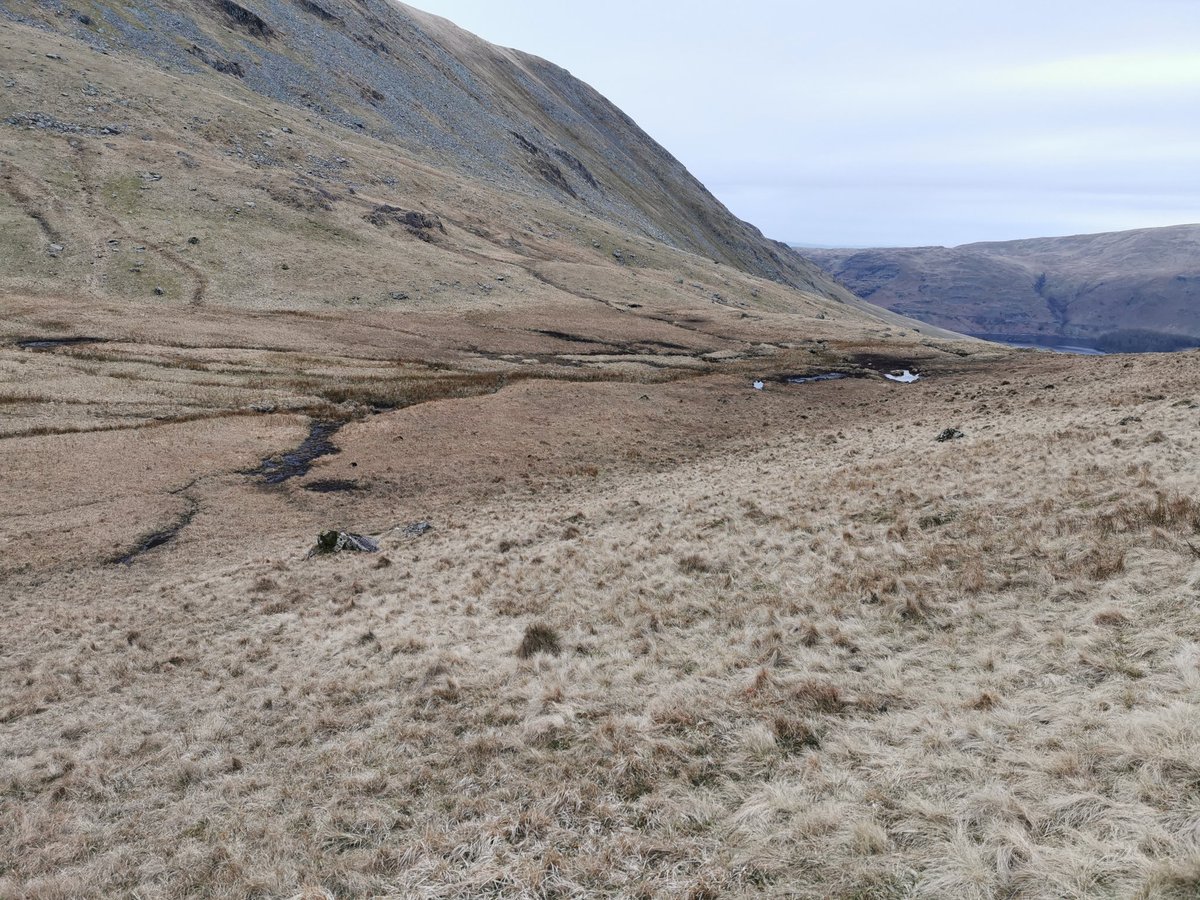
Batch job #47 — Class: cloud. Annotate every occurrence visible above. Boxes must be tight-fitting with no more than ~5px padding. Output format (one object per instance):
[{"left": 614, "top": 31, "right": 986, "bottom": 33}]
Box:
[
  {"left": 420, "top": 1, "right": 1200, "bottom": 245},
  {"left": 995, "top": 52, "right": 1200, "bottom": 91}
]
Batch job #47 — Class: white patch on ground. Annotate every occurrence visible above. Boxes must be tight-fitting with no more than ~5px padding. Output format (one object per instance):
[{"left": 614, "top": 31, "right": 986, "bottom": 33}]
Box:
[{"left": 885, "top": 370, "right": 921, "bottom": 383}]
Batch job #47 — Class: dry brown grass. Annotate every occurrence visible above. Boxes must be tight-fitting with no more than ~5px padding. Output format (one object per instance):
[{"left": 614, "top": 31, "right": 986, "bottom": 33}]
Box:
[
  {"left": 1097, "top": 491, "right": 1200, "bottom": 536},
  {"left": 3, "top": 19, "right": 1200, "bottom": 899},
  {"left": 4, "top": 349, "right": 1200, "bottom": 898}
]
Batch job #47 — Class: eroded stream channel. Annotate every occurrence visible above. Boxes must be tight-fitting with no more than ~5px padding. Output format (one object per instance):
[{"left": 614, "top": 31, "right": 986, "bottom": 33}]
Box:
[{"left": 245, "top": 421, "right": 344, "bottom": 484}]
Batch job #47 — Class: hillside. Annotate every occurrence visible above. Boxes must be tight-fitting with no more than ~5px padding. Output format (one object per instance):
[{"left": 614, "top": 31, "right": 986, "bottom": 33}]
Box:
[
  {"left": 0, "top": 0, "right": 962, "bottom": 459},
  {"left": 0, "top": 0, "right": 866, "bottom": 303},
  {"left": 806, "top": 225, "right": 1200, "bottom": 351},
  {"left": 4, "top": 4, "right": 1200, "bottom": 899}
]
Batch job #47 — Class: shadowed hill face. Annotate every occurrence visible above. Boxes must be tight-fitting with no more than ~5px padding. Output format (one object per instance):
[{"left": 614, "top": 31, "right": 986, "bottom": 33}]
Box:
[
  {"left": 806, "top": 225, "right": 1200, "bottom": 351},
  {"left": 0, "top": 0, "right": 843, "bottom": 296}
]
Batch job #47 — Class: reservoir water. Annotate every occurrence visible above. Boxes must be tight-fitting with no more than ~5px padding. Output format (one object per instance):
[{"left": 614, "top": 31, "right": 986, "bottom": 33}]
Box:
[{"left": 970, "top": 333, "right": 1106, "bottom": 355}]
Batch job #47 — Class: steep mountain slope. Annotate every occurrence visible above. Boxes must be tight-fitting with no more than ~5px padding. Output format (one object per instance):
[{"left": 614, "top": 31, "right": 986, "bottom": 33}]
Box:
[
  {"left": 807, "top": 225, "right": 1200, "bottom": 351},
  {"left": 1, "top": 0, "right": 848, "bottom": 298}
]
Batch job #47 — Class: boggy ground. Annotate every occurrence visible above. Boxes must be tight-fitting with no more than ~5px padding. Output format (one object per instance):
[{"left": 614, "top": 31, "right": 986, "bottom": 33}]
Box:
[{"left": 3, "top": 340, "right": 1200, "bottom": 899}]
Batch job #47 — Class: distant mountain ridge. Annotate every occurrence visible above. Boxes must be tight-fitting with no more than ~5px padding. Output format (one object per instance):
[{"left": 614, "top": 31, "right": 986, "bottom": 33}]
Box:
[
  {"left": 805, "top": 225, "right": 1200, "bottom": 351},
  {"left": 0, "top": 0, "right": 844, "bottom": 297}
]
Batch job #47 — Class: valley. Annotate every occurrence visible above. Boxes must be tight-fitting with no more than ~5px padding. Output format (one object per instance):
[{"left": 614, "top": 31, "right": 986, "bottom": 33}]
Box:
[
  {"left": 807, "top": 226, "right": 1200, "bottom": 354},
  {"left": 2, "top": 3, "right": 1199, "bottom": 898}
]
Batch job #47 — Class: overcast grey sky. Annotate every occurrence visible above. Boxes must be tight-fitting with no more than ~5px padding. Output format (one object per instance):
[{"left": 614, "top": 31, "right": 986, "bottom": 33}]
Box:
[{"left": 416, "top": 1, "right": 1199, "bottom": 248}]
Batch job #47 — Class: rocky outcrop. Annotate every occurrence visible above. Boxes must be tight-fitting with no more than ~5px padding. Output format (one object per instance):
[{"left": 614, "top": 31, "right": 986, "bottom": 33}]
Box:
[{"left": 364, "top": 205, "right": 445, "bottom": 240}]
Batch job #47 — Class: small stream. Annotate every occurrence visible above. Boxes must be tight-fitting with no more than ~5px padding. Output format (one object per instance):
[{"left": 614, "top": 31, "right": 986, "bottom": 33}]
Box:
[
  {"left": 245, "top": 421, "right": 344, "bottom": 484},
  {"left": 18, "top": 336, "right": 109, "bottom": 351},
  {"left": 787, "top": 373, "right": 849, "bottom": 384},
  {"left": 113, "top": 501, "right": 198, "bottom": 565},
  {"left": 111, "top": 420, "right": 346, "bottom": 563},
  {"left": 304, "top": 479, "right": 360, "bottom": 494}
]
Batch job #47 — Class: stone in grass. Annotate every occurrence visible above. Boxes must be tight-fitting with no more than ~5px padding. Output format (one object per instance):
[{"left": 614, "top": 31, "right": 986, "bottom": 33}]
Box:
[
  {"left": 307, "top": 530, "right": 380, "bottom": 558},
  {"left": 936, "top": 427, "right": 966, "bottom": 443}
]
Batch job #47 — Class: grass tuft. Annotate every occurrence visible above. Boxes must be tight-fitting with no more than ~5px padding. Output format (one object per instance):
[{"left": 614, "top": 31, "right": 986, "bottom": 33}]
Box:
[
  {"left": 678, "top": 553, "right": 713, "bottom": 574},
  {"left": 789, "top": 679, "right": 845, "bottom": 714},
  {"left": 517, "top": 623, "right": 561, "bottom": 659}
]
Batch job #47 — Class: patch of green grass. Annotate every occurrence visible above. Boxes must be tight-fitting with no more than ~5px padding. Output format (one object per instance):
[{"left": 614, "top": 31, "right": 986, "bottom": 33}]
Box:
[
  {"left": 295, "top": 215, "right": 363, "bottom": 246},
  {"left": 0, "top": 206, "right": 58, "bottom": 276},
  {"left": 101, "top": 174, "right": 145, "bottom": 215},
  {"left": 100, "top": 255, "right": 183, "bottom": 301}
]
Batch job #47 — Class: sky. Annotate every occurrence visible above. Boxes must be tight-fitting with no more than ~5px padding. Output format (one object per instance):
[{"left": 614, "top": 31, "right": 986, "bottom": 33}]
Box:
[{"left": 415, "top": 1, "right": 1200, "bottom": 248}]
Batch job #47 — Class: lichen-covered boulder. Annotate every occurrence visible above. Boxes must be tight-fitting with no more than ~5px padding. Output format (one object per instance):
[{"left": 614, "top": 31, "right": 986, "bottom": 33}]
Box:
[{"left": 308, "top": 530, "right": 380, "bottom": 558}]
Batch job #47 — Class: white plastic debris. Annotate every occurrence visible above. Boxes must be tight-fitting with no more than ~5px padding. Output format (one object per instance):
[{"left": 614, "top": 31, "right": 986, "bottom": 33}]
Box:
[
  {"left": 753, "top": 380, "right": 765, "bottom": 391},
  {"left": 885, "top": 370, "right": 921, "bottom": 383}
]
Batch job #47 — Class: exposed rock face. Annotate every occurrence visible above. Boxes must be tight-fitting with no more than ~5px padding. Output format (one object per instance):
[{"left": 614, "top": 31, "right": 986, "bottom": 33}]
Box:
[
  {"left": 806, "top": 225, "right": 1200, "bottom": 351},
  {"left": 363, "top": 205, "right": 445, "bottom": 239},
  {"left": 2, "top": 0, "right": 846, "bottom": 298}
]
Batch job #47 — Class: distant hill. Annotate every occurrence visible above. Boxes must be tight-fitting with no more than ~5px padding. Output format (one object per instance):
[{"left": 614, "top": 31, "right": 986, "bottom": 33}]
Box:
[{"left": 805, "top": 225, "right": 1200, "bottom": 352}]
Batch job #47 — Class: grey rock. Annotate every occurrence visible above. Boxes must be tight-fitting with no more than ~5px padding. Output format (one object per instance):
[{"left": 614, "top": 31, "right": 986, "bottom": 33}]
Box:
[{"left": 308, "top": 530, "right": 380, "bottom": 558}]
